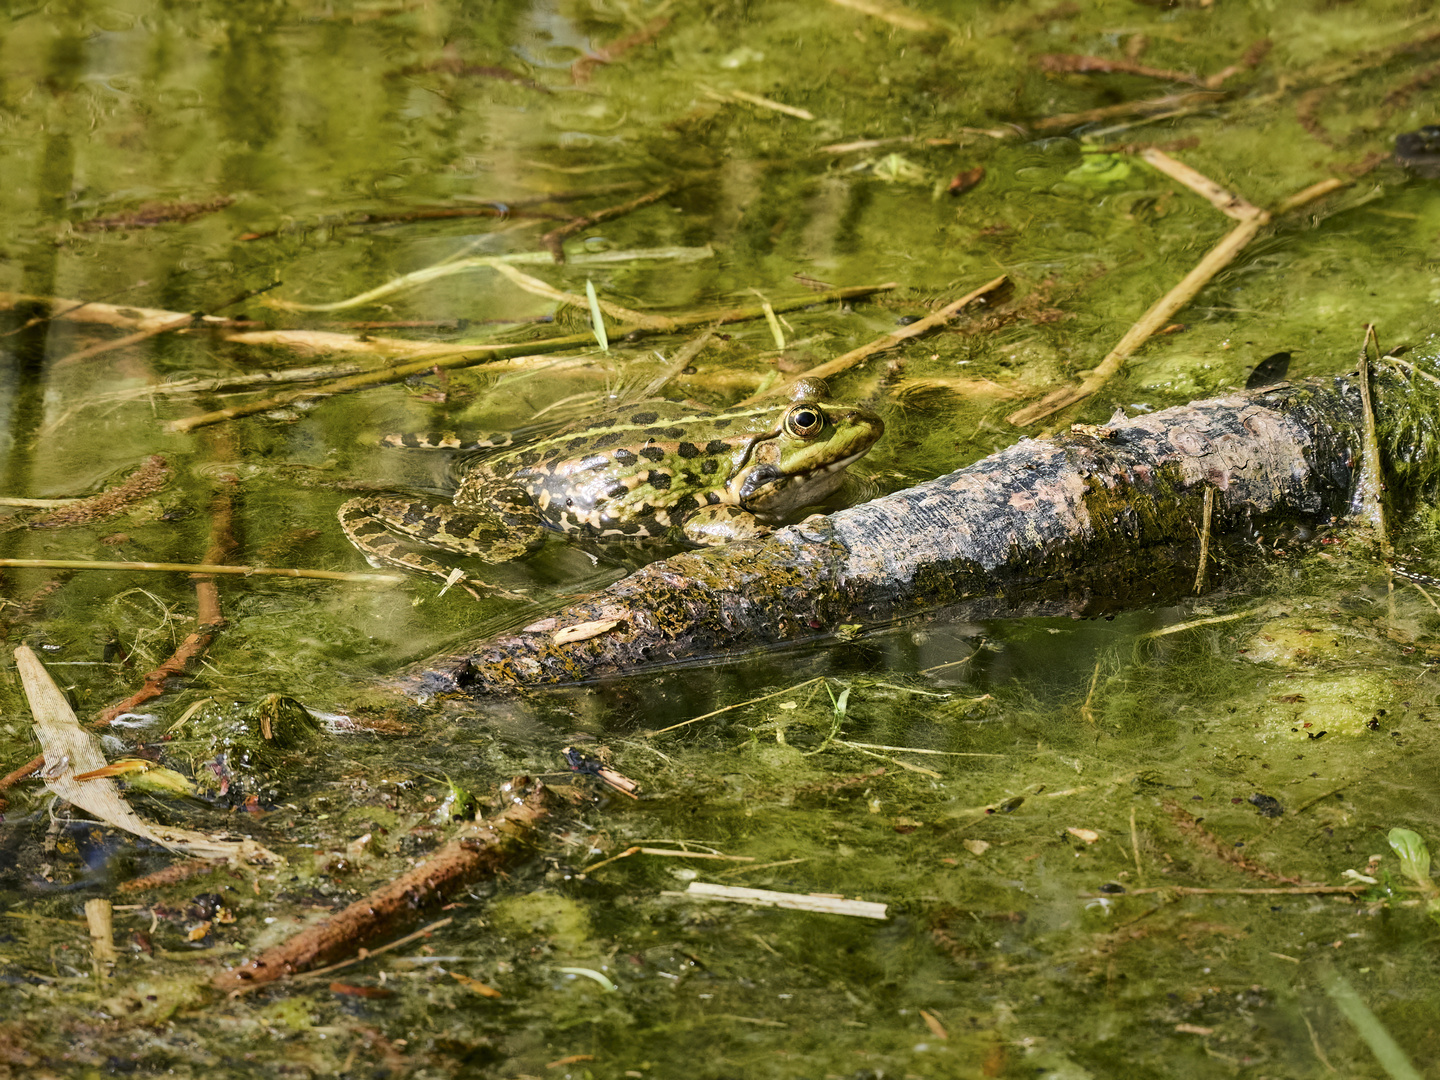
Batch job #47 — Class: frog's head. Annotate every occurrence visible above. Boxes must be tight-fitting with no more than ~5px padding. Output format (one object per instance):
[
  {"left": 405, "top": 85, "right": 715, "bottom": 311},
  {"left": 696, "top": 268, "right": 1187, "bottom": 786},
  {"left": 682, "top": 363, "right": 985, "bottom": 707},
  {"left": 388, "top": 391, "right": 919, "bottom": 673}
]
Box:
[{"left": 734, "top": 400, "right": 884, "bottom": 520}]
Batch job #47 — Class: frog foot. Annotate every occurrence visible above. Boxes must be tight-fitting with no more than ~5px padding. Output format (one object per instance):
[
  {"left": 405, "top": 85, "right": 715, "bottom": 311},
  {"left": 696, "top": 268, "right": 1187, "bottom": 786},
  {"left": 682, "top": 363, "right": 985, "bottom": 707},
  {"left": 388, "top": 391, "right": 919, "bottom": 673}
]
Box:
[
  {"left": 338, "top": 495, "right": 546, "bottom": 580},
  {"left": 681, "top": 505, "right": 772, "bottom": 546}
]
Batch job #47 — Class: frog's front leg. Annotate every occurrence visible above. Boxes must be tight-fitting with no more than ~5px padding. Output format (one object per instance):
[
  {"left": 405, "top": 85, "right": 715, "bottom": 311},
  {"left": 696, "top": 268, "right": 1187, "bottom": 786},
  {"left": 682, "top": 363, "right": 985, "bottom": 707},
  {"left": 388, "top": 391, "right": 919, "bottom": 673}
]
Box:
[
  {"left": 338, "top": 491, "right": 546, "bottom": 580},
  {"left": 680, "top": 504, "right": 772, "bottom": 546}
]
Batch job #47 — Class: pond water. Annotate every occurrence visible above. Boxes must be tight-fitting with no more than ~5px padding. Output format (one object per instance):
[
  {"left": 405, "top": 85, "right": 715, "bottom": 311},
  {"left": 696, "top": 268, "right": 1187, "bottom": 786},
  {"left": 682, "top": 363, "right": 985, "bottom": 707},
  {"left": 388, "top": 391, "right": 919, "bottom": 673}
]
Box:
[{"left": 4, "top": 0, "right": 1440, "bottom": 1076}]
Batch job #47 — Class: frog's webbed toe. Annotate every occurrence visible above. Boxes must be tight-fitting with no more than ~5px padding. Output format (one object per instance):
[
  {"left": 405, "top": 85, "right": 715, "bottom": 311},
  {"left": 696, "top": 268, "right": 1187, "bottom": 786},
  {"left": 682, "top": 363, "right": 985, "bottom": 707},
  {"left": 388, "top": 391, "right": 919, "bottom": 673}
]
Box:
[
  {"left": 681, "top": 505, "right": 771, "bottom": 546},
  {"left": 338, "top": 495, "right": 545, "bottom": 581}
]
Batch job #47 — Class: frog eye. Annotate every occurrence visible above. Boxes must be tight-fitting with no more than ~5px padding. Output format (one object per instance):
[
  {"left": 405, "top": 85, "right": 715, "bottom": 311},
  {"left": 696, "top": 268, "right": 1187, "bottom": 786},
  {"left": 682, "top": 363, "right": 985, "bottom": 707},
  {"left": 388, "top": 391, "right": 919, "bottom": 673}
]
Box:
[{"left": 783, "top": 404, "right": 826, "bottom": 438}]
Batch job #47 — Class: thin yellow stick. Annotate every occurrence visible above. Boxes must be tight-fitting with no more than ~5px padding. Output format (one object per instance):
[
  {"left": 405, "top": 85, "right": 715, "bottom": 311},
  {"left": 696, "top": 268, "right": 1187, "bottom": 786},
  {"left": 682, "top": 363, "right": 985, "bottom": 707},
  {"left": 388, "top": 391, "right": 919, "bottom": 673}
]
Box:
[
  {"left": 0, "top": 497, "right": 79, "bottom": 508},
  {"left": 1354, "top": 326, "right": 1391, "bottom": 556},
  {"left": 1007, "top": 214, "right": 1267, "bottom": 426},
  {"left": 168, "top": 283, "right": 899, "bottom": 434},
  {"left": 1193, "top": 485, "right": 1214, "bottom": 594},
  {"left": 742, "top": 274, "right": 1008, "bottom": 404},
  {"left": 1138, "top": 607, "right": 1260, "bottom": 639},
  {"left": 1007, "top": 169, "right": 1346, "bottom": 427},
  {"left": 165, "top": 339, "right": 596, "bottom": 433},
  {"left": 0, "top": 558, "right": 403, "bottom": 583},
  {"left": 647, "top": 676, "right": 826, "bottom": 736},
  {"left": 833, "top": 740, "right": 1004, "bottom": 757},
  {"left": 1092, "top": 884, "right": 1362, "bottom": 897},
  {"left": 1138, "top": 148, "right": 1262, "bottom": 220}
]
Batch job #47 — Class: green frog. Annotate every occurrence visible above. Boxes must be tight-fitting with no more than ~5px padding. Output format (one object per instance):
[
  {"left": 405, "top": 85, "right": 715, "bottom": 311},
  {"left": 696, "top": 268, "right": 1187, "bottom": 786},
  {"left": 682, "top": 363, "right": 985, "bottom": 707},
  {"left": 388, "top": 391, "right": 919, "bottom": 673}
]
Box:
[{"left": 339, "top": 389, "right": 884, "bottom": 582}]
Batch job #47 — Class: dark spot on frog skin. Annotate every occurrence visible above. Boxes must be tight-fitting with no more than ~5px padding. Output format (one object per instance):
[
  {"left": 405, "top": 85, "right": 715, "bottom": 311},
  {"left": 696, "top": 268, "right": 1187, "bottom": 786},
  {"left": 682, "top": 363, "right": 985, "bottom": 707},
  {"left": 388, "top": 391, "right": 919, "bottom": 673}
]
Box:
[
  {"left": 638, "top": 446, "right": 665, "bottom": 462},
  {"left": 705, "top": 492, "right": 721, "bottom": 504},
  {"left": 664, "top": 426, "right": 687, "bottom": 439},
  {"left": 677, "top": 442, "right": 701, "bottom": 458},
  {"left": 672, "top": 493, "right": 700, "bottom": 516},
  {"left": 1248, "top": 793, "right": 1284, "bottom": 818},
  {"left": 704, "top": 440, "right": 730, "bottom": 455},
  {"left": 613, "top": 448, "right": 637, "bottom": 466},
  {"left": 605, "top": 482, "right": 629, "bottom": 500},
  {"left": 630, "top": 411, "right": 658, "bottom": 425},
  {"left": 589, "top": 431, "right": 625, "bottom": 450},
  {"left": 646, "top": 470, "right": 672, "bottom": 491},
  {"left": 700, "top": 458, "right": 719, "bottom": 474}
]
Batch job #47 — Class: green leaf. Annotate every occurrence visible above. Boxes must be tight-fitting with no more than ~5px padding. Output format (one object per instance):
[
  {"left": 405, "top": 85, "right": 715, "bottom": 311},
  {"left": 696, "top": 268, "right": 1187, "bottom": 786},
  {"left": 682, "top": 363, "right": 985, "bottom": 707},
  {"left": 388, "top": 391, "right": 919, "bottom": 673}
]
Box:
[
  {"left": 585, "top": 279, "right": 608, "bottom": 352},
  {"left": 1388, "top": 827, "right": 1433, "bottom": 888}
]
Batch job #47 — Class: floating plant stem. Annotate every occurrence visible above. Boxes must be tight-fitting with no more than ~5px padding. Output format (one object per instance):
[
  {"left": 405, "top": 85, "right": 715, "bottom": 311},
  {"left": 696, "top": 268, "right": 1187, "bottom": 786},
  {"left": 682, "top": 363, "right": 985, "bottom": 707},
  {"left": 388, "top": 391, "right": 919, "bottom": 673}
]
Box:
[{"left": 585, "top": 279, "right": 608, "bottom": 351}]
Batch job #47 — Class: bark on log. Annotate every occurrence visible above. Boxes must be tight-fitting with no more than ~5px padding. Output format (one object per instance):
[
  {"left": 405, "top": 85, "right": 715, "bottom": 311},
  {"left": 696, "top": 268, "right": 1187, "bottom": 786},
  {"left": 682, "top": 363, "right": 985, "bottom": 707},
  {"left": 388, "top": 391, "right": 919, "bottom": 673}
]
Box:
[{"left": 399, "top": 370, "right": 1413, "bottom": 698}]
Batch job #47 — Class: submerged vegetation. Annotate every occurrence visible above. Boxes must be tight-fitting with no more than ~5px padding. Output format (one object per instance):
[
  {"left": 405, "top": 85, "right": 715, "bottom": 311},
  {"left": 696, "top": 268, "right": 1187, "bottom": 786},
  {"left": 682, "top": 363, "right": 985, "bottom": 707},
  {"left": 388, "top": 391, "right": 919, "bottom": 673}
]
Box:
[{"left": 4, "top": 0, "right": 1440, "bottom": 1075}]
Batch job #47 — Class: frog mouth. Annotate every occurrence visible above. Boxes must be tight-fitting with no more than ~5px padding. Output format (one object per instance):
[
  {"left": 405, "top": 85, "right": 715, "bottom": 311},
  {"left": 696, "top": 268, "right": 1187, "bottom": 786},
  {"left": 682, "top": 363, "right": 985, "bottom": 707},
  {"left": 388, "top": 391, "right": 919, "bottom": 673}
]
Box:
[
  {"left": 742, "top": 447, "right": 876, "bottom": 511},
  {"left": 811, "top": 447, "right": 873, "bottom": 476}
]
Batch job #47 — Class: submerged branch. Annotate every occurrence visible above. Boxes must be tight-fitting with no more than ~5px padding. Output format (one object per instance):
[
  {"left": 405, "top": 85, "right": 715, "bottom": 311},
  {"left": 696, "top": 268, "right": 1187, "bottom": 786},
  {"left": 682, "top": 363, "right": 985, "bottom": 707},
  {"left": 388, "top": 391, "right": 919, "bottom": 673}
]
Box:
[
  {"left": 6, "top": 455, "right": 172, "bottom": 530},
  {"left": 94, "top": 477, "right": 235, "bottom": 726},
  {"left": 214, "top": 778, "right": 553, "bottom": 993}
]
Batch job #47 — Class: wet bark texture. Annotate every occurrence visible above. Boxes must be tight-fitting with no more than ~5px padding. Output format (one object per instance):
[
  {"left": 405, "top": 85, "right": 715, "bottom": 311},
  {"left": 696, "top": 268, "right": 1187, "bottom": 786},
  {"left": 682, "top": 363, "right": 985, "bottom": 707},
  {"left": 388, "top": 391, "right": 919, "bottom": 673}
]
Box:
[{"left": 401, "top": 374, "right": 1386, "bottom": 697}]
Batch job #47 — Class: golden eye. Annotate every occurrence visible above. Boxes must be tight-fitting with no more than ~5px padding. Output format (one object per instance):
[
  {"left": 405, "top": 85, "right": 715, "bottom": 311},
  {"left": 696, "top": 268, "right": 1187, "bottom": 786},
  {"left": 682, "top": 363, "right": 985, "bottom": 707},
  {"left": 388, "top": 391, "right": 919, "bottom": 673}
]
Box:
[{"left": 784, "top": 404, "right": 825, "bottom": 438}]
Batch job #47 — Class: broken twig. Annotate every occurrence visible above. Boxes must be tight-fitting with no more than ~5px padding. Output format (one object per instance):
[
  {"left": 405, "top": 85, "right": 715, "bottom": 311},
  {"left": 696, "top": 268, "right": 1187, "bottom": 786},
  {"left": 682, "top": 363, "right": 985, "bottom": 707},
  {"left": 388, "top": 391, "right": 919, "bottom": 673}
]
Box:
[
  {"left": 1007, "top": 164, "right": 1344, "bottom": 427},
  {"left": 214, "top": 779, "right": 552, "bottom": 993},
  {"left": 742, "top": 274, "right": 1008, "bottom": 404}
]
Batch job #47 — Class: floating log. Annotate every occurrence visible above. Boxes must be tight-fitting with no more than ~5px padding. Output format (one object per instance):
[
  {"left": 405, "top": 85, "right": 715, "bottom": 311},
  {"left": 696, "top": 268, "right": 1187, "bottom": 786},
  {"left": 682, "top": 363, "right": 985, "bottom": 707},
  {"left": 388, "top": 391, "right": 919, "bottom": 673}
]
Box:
[{"left": 400, "top": 364, "right": 1428, "bottom": 698}]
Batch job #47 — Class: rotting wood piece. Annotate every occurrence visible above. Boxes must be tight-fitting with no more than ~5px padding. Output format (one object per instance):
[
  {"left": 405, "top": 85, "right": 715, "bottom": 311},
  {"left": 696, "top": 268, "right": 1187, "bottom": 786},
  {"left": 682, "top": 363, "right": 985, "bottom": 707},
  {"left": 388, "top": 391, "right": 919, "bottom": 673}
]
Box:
[
  {"left": 213, "top": 778, "right": 552, "bottom": 994},
  {"left": 400, "top": 364, "right": 1420, "bottom": 697}
]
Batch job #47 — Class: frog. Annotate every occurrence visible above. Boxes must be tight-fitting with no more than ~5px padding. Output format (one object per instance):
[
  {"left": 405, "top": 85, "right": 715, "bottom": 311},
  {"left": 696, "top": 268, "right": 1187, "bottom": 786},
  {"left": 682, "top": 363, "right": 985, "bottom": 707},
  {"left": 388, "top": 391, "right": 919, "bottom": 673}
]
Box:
[{"left": 338, "top": 388, "right": 884, "bottom": 583}]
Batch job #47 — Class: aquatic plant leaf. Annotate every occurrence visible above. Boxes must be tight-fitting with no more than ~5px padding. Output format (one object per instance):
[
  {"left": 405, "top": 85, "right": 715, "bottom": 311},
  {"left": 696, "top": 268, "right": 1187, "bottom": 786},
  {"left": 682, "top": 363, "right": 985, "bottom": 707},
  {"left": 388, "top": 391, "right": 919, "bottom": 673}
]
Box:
[
  {"left": 16, "top": 646, "right": 280, "bottom": 865},
  {"left": 1387, "top": 828, "right": 1435, "bottom": 892}
]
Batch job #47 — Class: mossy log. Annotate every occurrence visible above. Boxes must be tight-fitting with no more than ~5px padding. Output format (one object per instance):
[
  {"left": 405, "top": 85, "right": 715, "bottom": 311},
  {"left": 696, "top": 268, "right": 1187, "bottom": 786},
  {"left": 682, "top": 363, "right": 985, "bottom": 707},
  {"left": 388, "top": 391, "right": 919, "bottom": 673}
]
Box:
[{"left": 400, "top": 367, "right": 1428, "bottom": 698}]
